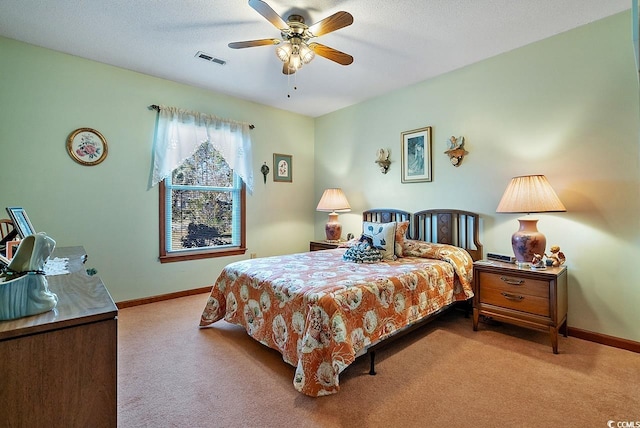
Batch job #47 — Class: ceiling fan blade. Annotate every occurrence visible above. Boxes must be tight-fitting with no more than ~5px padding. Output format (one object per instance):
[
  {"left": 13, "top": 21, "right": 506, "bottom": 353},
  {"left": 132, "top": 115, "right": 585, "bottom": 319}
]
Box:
[
  {"left": 308, "top": 43, "right": 353, "bottom": 66},
  {"left": 307, "top": 11, "right": 353, "bottom": 37},
  {"left": 228, "top": 38, "right": 280, "bottom": 49},
  {"left": 248, "top": 0, "right": 288, "bottom": 30}
]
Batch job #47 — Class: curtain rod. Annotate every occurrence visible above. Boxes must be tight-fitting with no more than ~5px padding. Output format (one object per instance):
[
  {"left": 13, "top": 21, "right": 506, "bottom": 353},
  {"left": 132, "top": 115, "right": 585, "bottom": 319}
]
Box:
[{"left": 148, "top": 104, "right": 254, "bottom": 129}]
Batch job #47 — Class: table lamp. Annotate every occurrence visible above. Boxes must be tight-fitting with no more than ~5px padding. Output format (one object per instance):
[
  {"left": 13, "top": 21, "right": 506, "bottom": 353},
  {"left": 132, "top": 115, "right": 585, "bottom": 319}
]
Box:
[
  {"left": 496, "top": 175, "right": 566, "bottom": 265},
  {"left": 316, "top": 188, "right": 351, "bottom": 242}
]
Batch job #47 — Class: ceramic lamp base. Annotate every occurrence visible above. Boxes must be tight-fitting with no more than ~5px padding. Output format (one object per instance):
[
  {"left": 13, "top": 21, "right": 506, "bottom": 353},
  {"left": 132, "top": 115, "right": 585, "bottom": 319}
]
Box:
[
  {"left": 511, "top": 218, "right": 546, "bottom": 265},
  {"left": 325, "top": 212, "right": 342, "bottom": 242}
]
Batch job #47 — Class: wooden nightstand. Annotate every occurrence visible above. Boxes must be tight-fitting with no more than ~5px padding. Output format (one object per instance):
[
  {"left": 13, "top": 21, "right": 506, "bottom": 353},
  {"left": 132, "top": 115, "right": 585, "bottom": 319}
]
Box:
[
  {"left": 472, "top": 260, "right": 568, "bottom": 354},
  {"left": 309, "top": 240, "right": 341, "bottom": 251}
]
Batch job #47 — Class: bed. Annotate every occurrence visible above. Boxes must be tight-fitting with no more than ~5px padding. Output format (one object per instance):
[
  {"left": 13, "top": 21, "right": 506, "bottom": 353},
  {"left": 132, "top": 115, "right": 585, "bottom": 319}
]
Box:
[{"left": 199, "top": 209, "right": 483, "bottom": 396}]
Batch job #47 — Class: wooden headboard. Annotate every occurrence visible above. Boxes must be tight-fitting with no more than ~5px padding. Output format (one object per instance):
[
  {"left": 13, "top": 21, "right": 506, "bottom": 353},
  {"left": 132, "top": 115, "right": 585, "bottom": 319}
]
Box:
[
  {"left": 413, "top": 209, "right": 483, "bottom": 261},
  {"left": 362, "top": 209, "right": 411, "bottom": 224},
  {"left": 362, "top": 208, "right": 483, "bottom": 261}
]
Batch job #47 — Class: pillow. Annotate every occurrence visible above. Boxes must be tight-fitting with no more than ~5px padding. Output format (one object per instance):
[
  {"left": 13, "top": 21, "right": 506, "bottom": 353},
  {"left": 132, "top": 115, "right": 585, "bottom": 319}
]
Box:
[
  {"left": 394, "top": 221, "right": 410, "bottom": 258},
  {"left": 362, "top": 221, "right": 396, "bottom": 260}
]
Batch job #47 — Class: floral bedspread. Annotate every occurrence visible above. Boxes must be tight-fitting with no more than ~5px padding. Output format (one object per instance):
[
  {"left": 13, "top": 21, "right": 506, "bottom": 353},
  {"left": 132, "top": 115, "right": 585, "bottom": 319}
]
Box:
[{"left": 199, "top": 243, "right": 473, "bottom": 397}]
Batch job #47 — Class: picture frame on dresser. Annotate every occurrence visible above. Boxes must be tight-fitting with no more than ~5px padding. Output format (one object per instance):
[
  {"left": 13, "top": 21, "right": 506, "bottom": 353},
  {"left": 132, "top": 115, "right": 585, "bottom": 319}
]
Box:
[
  {"left": 6, "top": 206, "right": 36, "bottom": 238},
  {"left": 401, "top": 126, "right": 432, "bottom": 183}
]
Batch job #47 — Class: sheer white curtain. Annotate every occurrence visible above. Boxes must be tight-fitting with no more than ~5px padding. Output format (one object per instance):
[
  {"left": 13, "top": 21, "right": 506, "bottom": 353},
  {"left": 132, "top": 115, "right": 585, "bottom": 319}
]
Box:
[{"left": 150, "top": 105, "right": 254, "bottom": 193}]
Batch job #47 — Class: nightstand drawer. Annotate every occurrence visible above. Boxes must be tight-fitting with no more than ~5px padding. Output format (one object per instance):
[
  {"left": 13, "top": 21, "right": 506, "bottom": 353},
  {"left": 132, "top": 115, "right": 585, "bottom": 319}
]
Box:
[
  {"left": 480, "top": 287, "right": 549, "bottom": 317},
  {"left": 478, "top": 272, "right": 549, "bottom": 299}
]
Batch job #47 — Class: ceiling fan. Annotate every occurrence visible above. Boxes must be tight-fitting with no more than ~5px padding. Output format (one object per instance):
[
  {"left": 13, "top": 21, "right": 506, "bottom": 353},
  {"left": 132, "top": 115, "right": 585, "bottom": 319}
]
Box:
[{"left": 228, "top": 0, "right": 354, "bottom": 75}]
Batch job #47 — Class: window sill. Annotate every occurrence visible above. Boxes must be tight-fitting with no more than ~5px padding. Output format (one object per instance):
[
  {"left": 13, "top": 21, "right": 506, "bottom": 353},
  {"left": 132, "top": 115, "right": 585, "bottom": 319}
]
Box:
[{"left": 159, "top": 247, "right": 247, "bottom": 263}]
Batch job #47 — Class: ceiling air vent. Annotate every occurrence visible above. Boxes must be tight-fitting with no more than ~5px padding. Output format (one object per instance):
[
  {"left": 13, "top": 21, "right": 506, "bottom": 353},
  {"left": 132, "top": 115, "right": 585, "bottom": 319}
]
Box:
[{"left": 195, "top": 51, "right": 226, "bottom": 66}]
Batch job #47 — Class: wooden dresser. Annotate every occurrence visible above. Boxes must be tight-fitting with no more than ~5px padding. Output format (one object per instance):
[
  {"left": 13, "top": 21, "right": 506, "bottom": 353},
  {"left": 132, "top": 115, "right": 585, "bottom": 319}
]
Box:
[
  {"left": 0, "top": 246, "right": 117, "bottom": 427},
  {"left": 472, "top": 260, "right": 568, "bottom": 353}
]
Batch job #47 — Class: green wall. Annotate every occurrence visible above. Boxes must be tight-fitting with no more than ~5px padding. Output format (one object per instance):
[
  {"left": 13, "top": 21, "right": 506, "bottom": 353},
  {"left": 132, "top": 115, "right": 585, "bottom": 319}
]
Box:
[
  {"left": 315, "top": 11, "right": 640, "bottom": 342},
  {"left": 0, "top": 36, "right": 315, "bottom": 302}
]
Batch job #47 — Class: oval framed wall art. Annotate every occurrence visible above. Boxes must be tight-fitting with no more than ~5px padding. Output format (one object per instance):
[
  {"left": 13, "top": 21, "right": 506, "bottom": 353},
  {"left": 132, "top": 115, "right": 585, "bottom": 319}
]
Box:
[{"left": 67, "top": 128, "right": 108, "bottom": 166}]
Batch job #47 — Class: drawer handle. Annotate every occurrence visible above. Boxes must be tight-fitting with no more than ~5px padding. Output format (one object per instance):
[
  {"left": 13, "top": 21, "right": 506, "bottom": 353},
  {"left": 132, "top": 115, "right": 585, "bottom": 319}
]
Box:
[
  {"left": 501, "top": 292, "right": 524, "bottom": 301},
  {"left": 500, "top": 276, "right": 524, "bottom": 286}
]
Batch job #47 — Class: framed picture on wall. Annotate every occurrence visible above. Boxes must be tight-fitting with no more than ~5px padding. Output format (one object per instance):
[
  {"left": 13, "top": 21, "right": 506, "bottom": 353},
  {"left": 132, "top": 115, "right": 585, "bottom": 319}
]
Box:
[
  {"left": 67, "top": 127, "right": 109, "bottom": 166},
  {"left": 401, "top": 126, "right": 432, "bottom": 183},
  {"left": 273, "top": 153, "right": 292, "bottom": 183},
  {"left": 6, "top": 206, "right": 36, "bottom": 238}
]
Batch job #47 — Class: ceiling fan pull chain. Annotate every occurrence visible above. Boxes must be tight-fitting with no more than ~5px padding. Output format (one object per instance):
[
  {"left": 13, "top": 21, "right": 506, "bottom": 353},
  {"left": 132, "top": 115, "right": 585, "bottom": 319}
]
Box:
[{"left": 287, "top": 69, "right": 299, "bottom": 98}]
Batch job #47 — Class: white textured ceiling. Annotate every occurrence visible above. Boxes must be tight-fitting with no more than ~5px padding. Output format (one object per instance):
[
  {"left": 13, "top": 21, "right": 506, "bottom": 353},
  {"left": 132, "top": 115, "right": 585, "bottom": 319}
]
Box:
[{"left": 0, "top": 0, "right": 630, "bottom": 117}]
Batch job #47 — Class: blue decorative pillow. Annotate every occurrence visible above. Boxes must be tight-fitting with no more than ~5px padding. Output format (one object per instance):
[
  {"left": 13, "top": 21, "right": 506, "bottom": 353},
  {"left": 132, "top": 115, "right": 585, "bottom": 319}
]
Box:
[{"left": 362, "top": 221, "right": 396, "bottom": 260}]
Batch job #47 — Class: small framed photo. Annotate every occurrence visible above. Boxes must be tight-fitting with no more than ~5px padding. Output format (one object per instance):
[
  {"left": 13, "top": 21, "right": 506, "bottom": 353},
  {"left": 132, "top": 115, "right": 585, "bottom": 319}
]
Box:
[
  {"left": 67, "top": 127, "right": 108, "bottom": 166},
  {"left": 6, "top": 240, "right": 20, "bottom": 259},
  {"left": 6, "top": 207, "right": 36, "bottom": 238},
  {"left": 273, "top": 153, "right": 292, "bottom": 183},
  {"left": 401, "top": 126, "right": 432, "bottom": 183}
]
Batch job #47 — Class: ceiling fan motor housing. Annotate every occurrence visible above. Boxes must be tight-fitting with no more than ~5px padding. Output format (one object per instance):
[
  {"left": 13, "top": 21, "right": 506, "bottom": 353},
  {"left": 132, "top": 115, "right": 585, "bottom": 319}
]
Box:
[{"left": 282, "top": 15, "right": 308, "bottom": 40}]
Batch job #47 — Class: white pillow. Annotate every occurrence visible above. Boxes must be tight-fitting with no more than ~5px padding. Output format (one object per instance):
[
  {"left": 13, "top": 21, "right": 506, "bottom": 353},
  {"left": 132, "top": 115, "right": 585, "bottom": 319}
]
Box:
[{"left": 362, "top": 221, "right": 397, "bottom": 260}]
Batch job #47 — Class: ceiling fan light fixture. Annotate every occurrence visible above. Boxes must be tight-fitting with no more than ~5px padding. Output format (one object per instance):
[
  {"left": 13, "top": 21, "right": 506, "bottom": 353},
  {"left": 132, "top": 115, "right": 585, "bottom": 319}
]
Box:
[
  {"left": 285, "top": 60, "right": 297, "bottom": 73},
  {"left": 299, "top": 42, "right": 315, "bottom": 64},
  {"left": 275, "top": 42, "right": 292, "bottom": 62},
  {"left": 289, "top": 53, "right": 302, "bottom": 70}
]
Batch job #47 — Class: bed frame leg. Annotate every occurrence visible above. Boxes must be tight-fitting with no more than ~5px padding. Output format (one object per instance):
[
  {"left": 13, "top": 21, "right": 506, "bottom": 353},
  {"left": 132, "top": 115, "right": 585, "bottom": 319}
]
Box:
[{"left": 369, "top": 351, "right": 377, "bottom": 375}]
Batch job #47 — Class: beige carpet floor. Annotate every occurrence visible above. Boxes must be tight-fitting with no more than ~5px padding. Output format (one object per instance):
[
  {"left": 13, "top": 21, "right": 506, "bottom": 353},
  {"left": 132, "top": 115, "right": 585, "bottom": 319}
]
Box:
[{"left": 117, "top": 293, "right": 640, "bottom": 428}]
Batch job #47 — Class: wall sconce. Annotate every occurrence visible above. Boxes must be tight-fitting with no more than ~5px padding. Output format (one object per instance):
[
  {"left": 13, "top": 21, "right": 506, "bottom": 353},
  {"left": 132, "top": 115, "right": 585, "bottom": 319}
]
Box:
[
  {"left": 375, "top": 148, "right": 391, "bottom": 174},
  {"left": 444, "top": 136, "right": 468, "bottom": 167},
  {"left": 260, "top": 162, "right": 270, "bottom": 184}
]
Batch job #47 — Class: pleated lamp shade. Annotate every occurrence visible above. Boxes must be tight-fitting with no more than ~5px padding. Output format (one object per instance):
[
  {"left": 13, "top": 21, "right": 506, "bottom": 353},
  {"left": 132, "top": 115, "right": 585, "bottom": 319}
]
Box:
[{"left": 497, "top": 175, "right": 566, "bottom": 214}]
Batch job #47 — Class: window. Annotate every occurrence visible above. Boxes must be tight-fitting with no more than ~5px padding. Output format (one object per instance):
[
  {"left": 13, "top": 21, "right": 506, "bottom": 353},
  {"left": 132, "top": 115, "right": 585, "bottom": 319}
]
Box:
[
  {"left": 159, "top": 142, "right": 246, "bottom": 263},
  {"left": 150, "top": 104, "right": 253, "bottom": 263}
]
